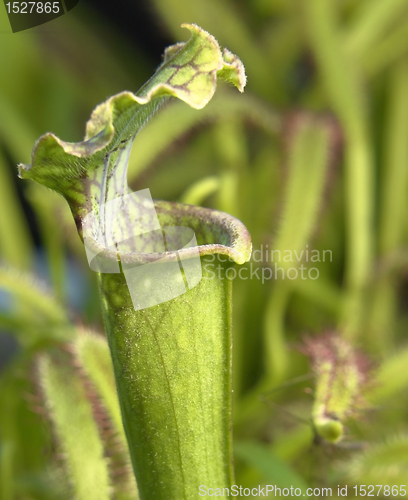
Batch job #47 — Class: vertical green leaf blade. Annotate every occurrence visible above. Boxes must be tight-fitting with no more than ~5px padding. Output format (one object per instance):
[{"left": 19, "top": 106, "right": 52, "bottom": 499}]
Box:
[
  {"left": 264, "top": 115, "right": 335, "bottom": 382},
  {"left": 75, "top": 330, "right": 139, "bottom": 498},
  {"left": 39, "top": 354, "right": 112, "bottom": 500}
]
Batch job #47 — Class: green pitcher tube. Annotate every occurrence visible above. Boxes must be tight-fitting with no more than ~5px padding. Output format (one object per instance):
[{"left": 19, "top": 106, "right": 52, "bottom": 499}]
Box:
[{"left": 89, "top": 200, "right": 251, "bottom": 500}]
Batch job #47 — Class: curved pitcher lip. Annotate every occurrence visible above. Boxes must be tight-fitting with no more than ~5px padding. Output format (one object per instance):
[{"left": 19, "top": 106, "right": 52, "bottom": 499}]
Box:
[{"left": 83, "top": 200, "right": 252, "bottom": 267}]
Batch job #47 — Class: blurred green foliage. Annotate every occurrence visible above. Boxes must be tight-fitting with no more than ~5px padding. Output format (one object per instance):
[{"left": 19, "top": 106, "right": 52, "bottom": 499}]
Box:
[{"left": 1, "top": 0, "right": 408, "bottom": 498}]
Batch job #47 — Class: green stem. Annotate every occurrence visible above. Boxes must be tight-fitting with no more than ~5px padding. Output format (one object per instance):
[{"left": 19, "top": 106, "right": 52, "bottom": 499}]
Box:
[
  {"left": 0, "top": 442, "right": 14, "bottom": 500},
  {"left": 366, "top": 61, "right": 408, "bottom": 352},
  {"left": 264, "top": 281, "right": 291, "bottom": 384},
  {"left": 305, "top": 0, "right": 374, "bottom": 337},
  {"left": 379, "top": 60, "right": 408, "bottom": 256}
]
